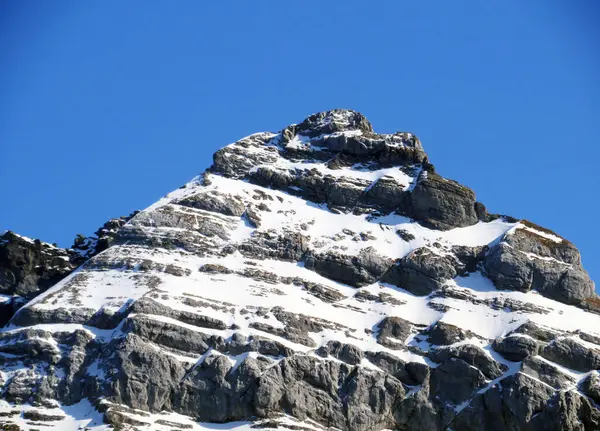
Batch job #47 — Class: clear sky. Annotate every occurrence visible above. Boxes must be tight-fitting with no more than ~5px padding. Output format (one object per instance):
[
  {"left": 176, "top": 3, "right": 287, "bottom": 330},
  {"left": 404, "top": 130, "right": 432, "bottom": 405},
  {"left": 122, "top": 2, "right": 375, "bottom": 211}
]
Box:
[{"left": 1, "top": 1, "right": 598, "bottom": 284}]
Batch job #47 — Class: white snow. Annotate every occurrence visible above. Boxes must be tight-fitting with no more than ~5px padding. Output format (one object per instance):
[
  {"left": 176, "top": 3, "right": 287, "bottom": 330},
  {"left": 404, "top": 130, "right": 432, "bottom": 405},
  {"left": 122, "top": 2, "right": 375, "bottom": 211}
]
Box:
[{"left": 517, "top": 224, "right": 563, "bottom": 243}]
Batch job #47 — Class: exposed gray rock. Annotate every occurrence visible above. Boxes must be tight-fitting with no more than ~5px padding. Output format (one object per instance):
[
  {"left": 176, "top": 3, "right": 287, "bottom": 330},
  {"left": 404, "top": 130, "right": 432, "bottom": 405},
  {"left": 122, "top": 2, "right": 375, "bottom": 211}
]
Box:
[
  {"left": 312, "top": 132, "right": 426, "bottom": 167},
  {"left": 578, "top": 331, "right": 600, "bottom": 346},
  {"left": 211, "top": 132, "right": 279, "bottom": 178},
  {"left": 11, "top": 305, "right": 97, "bottom": 327},
  {"left": 175, "top": 190, "right": 246, "bottom": 217},
  {"left": 376, "top": 316, "right": 413, "bottom": 349},
  {"left": 305, "top": 247, "right": 392, "bottom": 287},
  {"left": 427, "top": 321, "right": 474, "bottom": 346},
  {"left": 511, "top": 321, "right": 559, "bottom": 342},
  {"left": 484, "top": 226, "right": 595, "bottom": 306},
  {"left": 451, "top": 373, "right": 556, "bottom": 431},
  {"left": 381, "top": 247, "right": 458, "bottom": 295},
  {"left": 250, "top": 166, "right": 372, "bottom": 213},
  {"left": 520, "top": 356, "right": 576, "bottom": 389},
  {"left": 429, "top": 357, "right": 487, "bottom": 405},
  {"left": 506, "top": 221, "right": 581, "bottom": 265},
  {"left": 409, "top": 171, "right": 478, "bottom": 230},
  {"left": 364, "top": 350, "right": 429, "bottom": 387},
  {"left": 129, "top": 297, "right": 227, "bottom": 331},
  {"left": 580, "top": 371, "right": 600, "bottom": 405},
  {"left": 123, "top": 314, "right": 224, "bottom": 354},
  {"left": 254, "top": 354, "right": 404, "bottom": 431},
  {"left": 492, "top": 335, "right": 540, "bottom": 361},
  {"left": 317, "top": 341, "right": 364, "bottom": 365},
  {"left": 530, "top": 390, "right": 600, "bottom": 431},
  {"left": 294, "top": 109, "right": 374, "bottom": 138},
  {"left": 541, "top": 338, "right": 600, "bottom": 372},
  {"left": 238, "top": 230, "right": 309, "bottom": 262},
  {"left": 0, "top": 232, "right": 75, "bottom": 302},
  {"left": 130, "top": 205, "right": 235, "bottom": 241},
  {"left": 72, "top": 211, "right": 139, "bottom": 259},
  {"left": 428, "top": 343, "right": 507, "bottom": 380},
  {"left": 360, "top": 176, "right": 409, "bottom": 211}
]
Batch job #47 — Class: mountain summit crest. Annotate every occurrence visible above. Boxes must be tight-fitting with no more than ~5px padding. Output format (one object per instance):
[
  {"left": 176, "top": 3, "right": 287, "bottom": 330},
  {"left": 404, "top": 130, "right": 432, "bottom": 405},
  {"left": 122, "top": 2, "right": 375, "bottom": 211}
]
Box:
[{"left": 0, "top": 111, "right": 597, "bottom": 430}]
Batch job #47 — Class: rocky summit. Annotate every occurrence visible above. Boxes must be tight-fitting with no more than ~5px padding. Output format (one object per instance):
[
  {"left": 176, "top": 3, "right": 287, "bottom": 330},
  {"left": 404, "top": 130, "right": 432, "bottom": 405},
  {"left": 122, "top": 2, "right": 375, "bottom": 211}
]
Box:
[{"left": 0, "top": 109, "right": 598, "bottom": 431}]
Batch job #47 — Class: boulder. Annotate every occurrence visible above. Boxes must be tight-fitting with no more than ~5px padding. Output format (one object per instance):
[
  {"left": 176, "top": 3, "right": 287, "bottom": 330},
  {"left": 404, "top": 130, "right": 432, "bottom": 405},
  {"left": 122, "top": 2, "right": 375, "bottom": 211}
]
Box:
[
  {"left": 306, "top": 247, "right": 392, "bottom": 287},
  {"left": 409, "top": 171, "right": 478, "bottom": 230},
  {"left": 484, "top": 226, "right": 594, "bottom": 306},
  {"left": 376, "top": 316, "right": 413, "bottom": 349},
  {"left": 381, "top": 247, "right": 458, "bottom": 295},
  {"left": 492, "top": 335, "right": 539, "bottom": 361},
  {"left": 520, "top": 356, "right": 575, "bottom": 389},
  {"left": 428, "top": 343, "right": 506, "bottom": 379},
  {"left": 427, "top": 321, "right": 473, "bottom": 346}
]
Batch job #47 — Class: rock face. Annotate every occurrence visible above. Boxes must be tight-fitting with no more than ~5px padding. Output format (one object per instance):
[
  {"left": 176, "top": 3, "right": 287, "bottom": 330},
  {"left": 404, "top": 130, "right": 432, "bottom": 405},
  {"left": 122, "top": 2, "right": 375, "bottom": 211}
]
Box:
[
  {"left": 0, "top": 231, "right": 75, "bottom": 300},
  {"left": 0, "top": 213, "right": 137, "bottom": 326},
  {"left": 0, "top": 109, "right": 597, "bottom": 430},
  {"left": 483, "top": 221, "right": 594, "bottom": 305},
  {"left": 409, "top": 171, "right": 479, "bottom": 230}
]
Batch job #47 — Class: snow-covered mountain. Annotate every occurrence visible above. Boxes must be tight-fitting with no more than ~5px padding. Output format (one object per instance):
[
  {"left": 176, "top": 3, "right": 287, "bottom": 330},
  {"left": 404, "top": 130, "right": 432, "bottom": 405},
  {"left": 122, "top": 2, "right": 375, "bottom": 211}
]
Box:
[{"left": 0, "top": 109, "right": 598, "bottom": 430}]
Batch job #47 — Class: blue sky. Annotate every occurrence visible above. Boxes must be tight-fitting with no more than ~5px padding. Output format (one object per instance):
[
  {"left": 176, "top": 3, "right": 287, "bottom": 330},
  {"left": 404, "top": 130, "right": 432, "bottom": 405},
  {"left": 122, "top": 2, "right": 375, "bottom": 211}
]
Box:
[{"left": 1, "top": 1, "right": 598, "bottom": 284}]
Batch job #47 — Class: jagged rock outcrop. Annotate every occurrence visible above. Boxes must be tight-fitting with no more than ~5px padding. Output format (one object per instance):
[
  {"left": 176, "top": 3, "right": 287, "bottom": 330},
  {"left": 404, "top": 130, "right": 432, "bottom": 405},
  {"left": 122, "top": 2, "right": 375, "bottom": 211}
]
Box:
[
  {"left": 0, "top": 232, "right": 75, "bottom": 300},
  {"left": 0, "top": 232, "right": 76, "bottom": 326},
  {"left": 409, "top": 170, "right": 479, "bottom": 230},
  {"left": 0, "top": 109, "right": 597, "bottom": 431},
  {"left": 484, "top": 221, "right": 594, "bottom": 305},
  {"left": 0, "top": 213, "right": 137, "bottom": 327}
]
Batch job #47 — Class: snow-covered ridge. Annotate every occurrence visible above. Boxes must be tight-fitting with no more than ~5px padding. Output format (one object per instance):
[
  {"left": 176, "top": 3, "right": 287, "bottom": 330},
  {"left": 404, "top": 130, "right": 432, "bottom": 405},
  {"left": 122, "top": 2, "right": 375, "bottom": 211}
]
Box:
[{"left": 0, "top": 109, "right": 597, "bottom": 431}]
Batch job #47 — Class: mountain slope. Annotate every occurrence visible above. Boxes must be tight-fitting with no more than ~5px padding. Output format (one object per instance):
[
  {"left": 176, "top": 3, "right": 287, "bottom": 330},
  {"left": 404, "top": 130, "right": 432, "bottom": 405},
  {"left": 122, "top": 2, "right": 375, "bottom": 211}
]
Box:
[{"left": 0, "top": 109, "right": 598, "bottom": 431}]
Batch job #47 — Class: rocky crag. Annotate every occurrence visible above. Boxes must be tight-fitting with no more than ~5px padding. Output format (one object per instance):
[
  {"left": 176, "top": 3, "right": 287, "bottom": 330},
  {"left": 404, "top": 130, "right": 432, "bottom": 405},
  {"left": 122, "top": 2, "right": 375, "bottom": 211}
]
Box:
[{"left": 0, "top": 109, "right": 598, "bottom": 430}]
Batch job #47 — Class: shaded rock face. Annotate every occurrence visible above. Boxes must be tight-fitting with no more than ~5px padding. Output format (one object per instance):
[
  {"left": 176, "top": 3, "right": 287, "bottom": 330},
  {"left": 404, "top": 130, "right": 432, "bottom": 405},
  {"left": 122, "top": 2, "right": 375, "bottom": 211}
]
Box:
[
  {"left": 0, "top": 109, "right": 598, "bottom": 431},
  {"left": 492, "top": 335, "right": 540, "bottom": 362},
  {"left": 484, "top": 224, "right": 594, "bottom": 305},
  {"left": 409, "top": 171, "right": 479, "bottom": 230},
  {"left": 306, "top": 247, "right": 392, "bottom": 287},
  {"left": 0, "top": 213, "right": 136, "bottom": 326},
  {"left": 0, "top": 232, "right": 75, "bottom": 300},
  {"left": 0, "top": 232, "right": 77, "bottom": 326}
]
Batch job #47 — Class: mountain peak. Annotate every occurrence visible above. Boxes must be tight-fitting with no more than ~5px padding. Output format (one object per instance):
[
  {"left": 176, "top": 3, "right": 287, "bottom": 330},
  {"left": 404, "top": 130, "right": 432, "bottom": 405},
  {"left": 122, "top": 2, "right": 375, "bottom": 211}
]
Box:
[
  {"left": 292, "top": 108, "right": 374, "bottom": 137},
  {"left": 0, "top": 112, "right": 597, "bottom": 430}
]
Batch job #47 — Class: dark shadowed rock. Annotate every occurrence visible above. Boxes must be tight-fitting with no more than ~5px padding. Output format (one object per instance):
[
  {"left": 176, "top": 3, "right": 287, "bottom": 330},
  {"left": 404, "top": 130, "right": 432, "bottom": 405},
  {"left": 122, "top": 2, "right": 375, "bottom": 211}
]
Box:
[
  {"left": 520, "top": 356, "right": 575, "bottom": 389},
  {"left": 581, "top": 371, "right": 600, "bottom": 404},
  {"left": 451, "top": 373, "right": 556, "bottom": 431},
  {"left": 430, "top": 357, "right": 487, "bottom": 404},
  {"left": 409, "top": 171, "right": 478, "bottom": 230},
  {"left": 381, "top": 247, "right": 457, "bottom": 295},
  {"left": 428, "top": 343, "right": 507, "bottom": 379},
  {"left": 484, "top": 226, "right": 594, "bottom": 306},
  {"left": 376, "top": 316, "right": 413, "bottom": 349},
  {"left": 305, "top": 247, "right": 392, "bottom": 287},
  {"left": 541, "top": 338, "right": 600, "bottom": 372},
  {"left": 511, "top": 320, "right": 559, "bottom": 342},
  {"left": 427, "top": 321, "right": 474, "bottom": 346},
  {"left": 492, "top": 335, "right": 539, "bottom": 361},
  {"left": 0, "top": 232, "right": 75, "bottom": 300}
]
